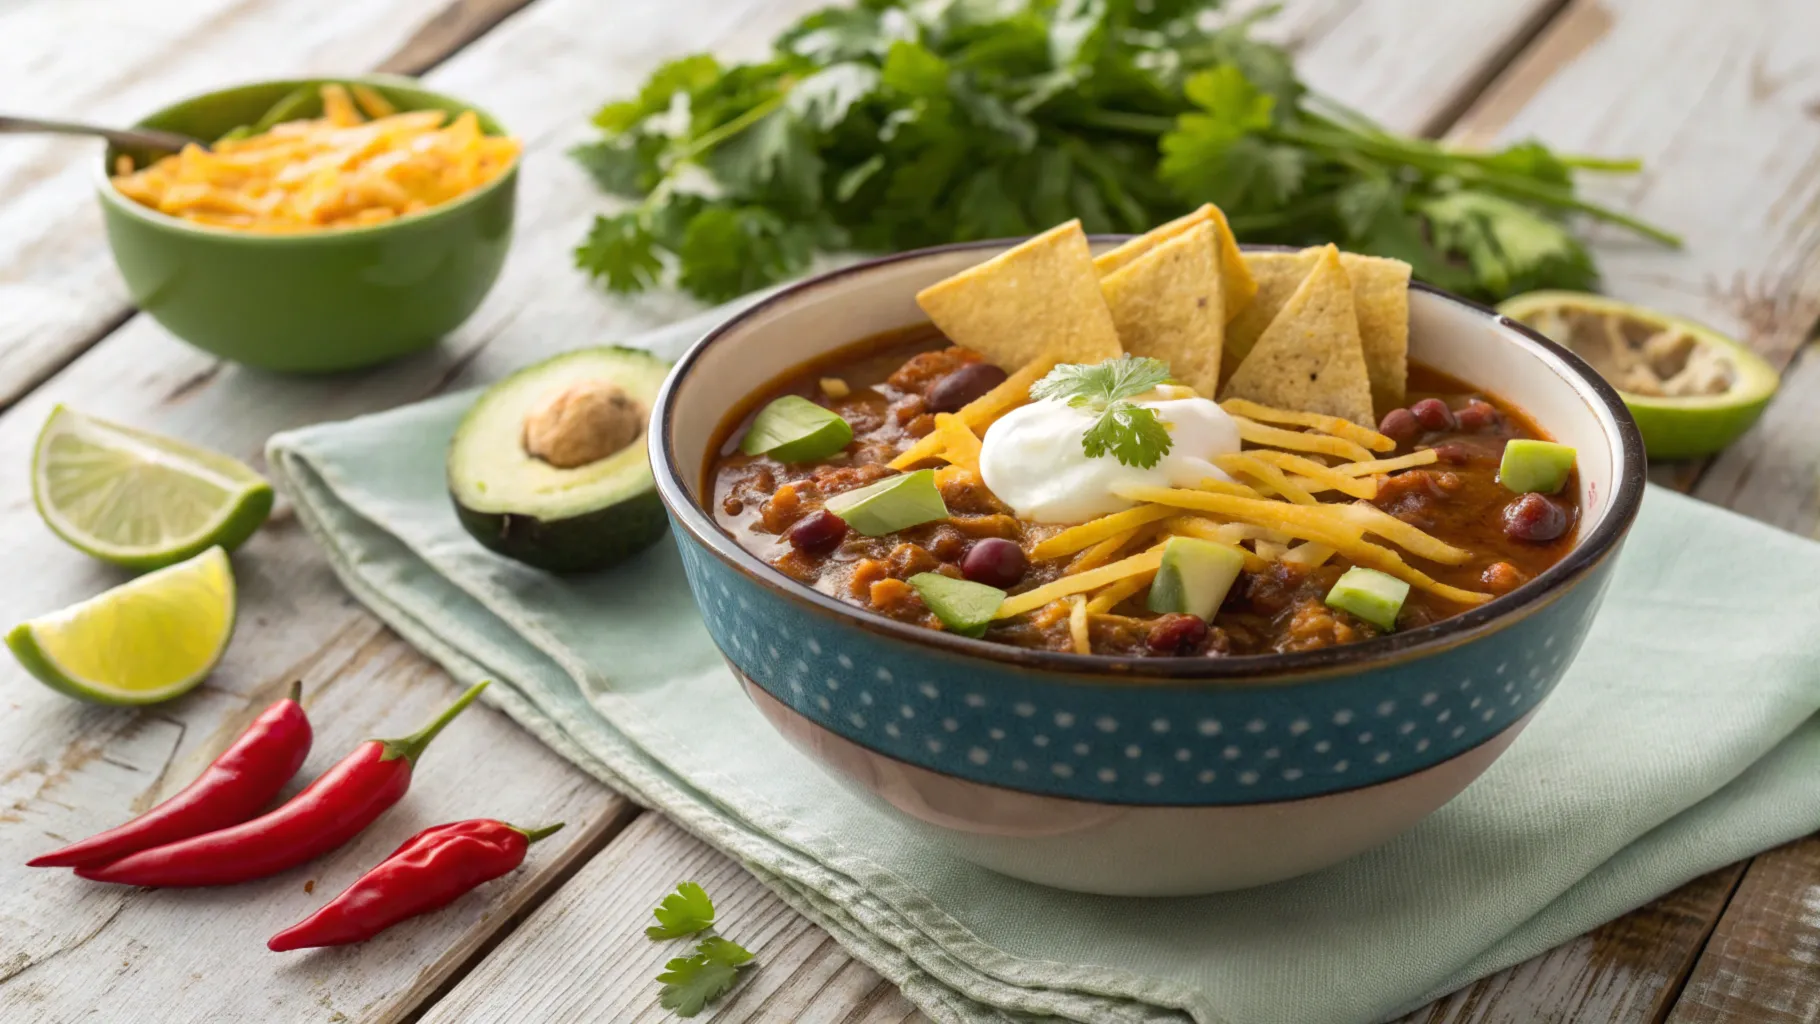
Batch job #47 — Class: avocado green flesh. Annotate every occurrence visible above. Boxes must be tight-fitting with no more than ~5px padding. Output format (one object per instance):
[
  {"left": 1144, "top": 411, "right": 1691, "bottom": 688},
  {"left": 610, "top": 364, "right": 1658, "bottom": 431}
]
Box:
[
  {"left": 448, "top": 346, "right": 671, "bottom": 574},
  {"left": 1499, "top": 439, "right": 1576, "bottom": 495},
  {"left": 1498, "top": 291, "right": 1780, "bottom": 460},
  {"left": 826, "top": 470, "right": 948, "bottom": 536},
  {"left": 1324, "top": 567, "right": 1409, "bottom": 632},
  {"left": 741, "top": 396, "right": 853, "bottom": 462},
  {"left": 908, "top": 573, "right": 1004, "bottom": 637},
  {"left": 1147, "top": 537, "right": 1244, "bottom": 620}
]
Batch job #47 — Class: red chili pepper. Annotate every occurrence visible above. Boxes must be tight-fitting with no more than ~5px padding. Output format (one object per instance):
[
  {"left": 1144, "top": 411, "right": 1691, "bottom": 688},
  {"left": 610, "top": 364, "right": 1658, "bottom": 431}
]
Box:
[
  {"left": 30, "top": 681, "right": 312, "bottom": 869},
  {"left": 76, "top": 681, "right": 488, "bottom": 888},
  {"left": 267, "top": 818, "right": 563, "bottom": 951}
]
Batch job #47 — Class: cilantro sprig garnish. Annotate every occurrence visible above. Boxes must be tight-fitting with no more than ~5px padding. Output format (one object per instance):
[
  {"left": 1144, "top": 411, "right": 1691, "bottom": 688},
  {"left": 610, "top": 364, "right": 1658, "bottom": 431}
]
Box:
[
  {"left": 1031, "top": 356, "right": 1176, "bottom": 470},
  {"left": 571, "top": 1, "right": 1676, "bottom": 305},
  {"left": 657, "top": 936, "right": 756, "bottom": 1017},
  {"left": 646, "top": 882, "right": 755, "bottom": 1016},
  {"left": 646, "top": 880, "right": 716, "bottom": 940}
]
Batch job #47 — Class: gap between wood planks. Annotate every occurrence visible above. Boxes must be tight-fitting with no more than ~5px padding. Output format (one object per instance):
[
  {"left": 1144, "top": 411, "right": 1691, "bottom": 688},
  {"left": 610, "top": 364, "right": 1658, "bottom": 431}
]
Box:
[{"left": 0, "top": 0, "right": 541, "bottom": 414}]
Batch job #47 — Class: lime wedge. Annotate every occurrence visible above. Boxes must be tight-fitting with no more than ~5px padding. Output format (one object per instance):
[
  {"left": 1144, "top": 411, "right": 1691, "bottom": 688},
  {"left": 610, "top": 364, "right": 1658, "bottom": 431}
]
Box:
[
  {"left": 1499, "top": 292, "right": 1780, "bottom": 459},
  {"left": 33, "top": 406, "right": 273, "bottom": 570},
  {"left": 7, "top": 547, "right": 236, "bottom": 705}
]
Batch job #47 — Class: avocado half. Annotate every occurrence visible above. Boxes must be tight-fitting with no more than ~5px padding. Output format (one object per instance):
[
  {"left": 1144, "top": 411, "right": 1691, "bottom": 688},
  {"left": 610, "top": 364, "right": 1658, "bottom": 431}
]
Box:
[
  {"left": 448, "top": 347, "right": 672, "bottom": 573},
  {"left": 1499, "top": 291, "right": 1780, "bottom": 460}
]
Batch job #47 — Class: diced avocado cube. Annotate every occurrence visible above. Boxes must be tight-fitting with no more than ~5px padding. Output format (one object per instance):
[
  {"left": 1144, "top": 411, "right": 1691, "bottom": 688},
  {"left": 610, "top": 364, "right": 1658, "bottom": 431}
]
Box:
[
  {"left": 824, "top": 469, "right": 948, "bottom": 536},
  {"left": 740, "top": 395, "right": 853, "bottom": 462},
  {"left": 1146, "top": 536, "right": 1245, "bottom": 620},
  {"left": 908, "top": 573, "right": 1004, "bottom": 637},
  {"left": 1498, "top": 439, "right": 1576, "bottom": 495},
  {"left": 1324, "top": 567, "right": 1410, "bottom": 631}
]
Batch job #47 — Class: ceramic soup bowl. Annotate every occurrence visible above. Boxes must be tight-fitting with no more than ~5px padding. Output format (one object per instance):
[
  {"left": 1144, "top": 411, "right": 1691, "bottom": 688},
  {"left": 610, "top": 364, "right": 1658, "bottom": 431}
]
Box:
[{"left": 651, "top": 241, "right": 1645, "bottom": 896}]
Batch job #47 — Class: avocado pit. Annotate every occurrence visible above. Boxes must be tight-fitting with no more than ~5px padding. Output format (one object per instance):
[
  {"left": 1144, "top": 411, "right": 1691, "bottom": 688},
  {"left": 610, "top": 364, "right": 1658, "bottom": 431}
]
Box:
[{"left": 521, "top": 379, "right": 645, "bottom": 469}]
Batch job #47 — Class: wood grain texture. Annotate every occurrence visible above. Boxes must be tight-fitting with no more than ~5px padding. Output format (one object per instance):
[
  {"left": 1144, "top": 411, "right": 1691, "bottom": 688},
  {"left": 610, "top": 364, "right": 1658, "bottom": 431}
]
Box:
[
  {"left": 1663, "top": 836, "right": 1820, "bottom": 1024},
  {"left": 0, "top": 0, "right": 817, "bottom": 1017},
  {"left": 1451, "top": 0, "right": 1820, "bottom": 372},
  {"left": 1692, "top": 341, "right": 1820, "bottom": 539},
  {"left": 1395, "top": 866, "right": 1746, "bottom": 1024},
  {"left": 0, "top": 612, "right": 635, "bottom": 1023},
  {"left": 0, "top": 0, "right": 520, "bottom": 409},
  {"left": 420, "top": 814, "right": 928, "bottom": 1024}
]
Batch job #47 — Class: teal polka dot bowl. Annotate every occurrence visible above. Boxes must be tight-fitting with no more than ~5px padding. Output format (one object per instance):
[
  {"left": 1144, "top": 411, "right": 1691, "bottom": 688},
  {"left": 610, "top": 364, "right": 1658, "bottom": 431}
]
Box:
[{"left": 651, "top": 241, "right": 1645, "bottom": 895}]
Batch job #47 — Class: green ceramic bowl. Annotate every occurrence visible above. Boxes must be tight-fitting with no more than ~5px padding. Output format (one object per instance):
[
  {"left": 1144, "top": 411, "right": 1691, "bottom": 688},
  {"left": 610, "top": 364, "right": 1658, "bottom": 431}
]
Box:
[{"left": 96, "top": 76, "right": 518, "bottom": 373}]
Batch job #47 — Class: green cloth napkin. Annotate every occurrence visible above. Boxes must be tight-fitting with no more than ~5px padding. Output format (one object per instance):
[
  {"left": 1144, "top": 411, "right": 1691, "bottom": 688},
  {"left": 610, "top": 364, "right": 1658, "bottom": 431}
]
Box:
[{"left": 267, "top": 308, "right": 1820, "bottom": 1024}]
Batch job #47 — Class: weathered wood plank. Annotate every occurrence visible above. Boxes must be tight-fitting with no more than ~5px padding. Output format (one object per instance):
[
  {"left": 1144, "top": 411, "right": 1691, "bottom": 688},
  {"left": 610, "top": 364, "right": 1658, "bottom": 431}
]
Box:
[
  {"left": 420, "top": 814, "right": 929, "bottom": 1024},
  {"left": 1394, "top": 866, "right": 1746, "bottom": 1024},
  {"left": 1692, "top": 341, "right": 1820, "bottom": 539},
  {"left": 1663, "top": 836, "right": 1820, "bottom": 1024},
  {"left": 0, "top": 0, "right": 527, "bottom": 409},
  {"left": 1292, "top": 0, "right": 1571, "bottom": 135},
  {"left": 1450, "top": 0, "right": 1820, "bottom": 372},
  {"left": 0, "top": 0, "right": 822, "bottom": 1019}
]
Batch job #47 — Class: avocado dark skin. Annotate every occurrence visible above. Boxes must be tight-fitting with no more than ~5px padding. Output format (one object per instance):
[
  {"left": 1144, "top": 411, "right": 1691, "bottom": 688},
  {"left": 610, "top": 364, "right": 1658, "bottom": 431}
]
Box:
[{"left": 454, "top": 487, "right": 669, "bottom": 574}]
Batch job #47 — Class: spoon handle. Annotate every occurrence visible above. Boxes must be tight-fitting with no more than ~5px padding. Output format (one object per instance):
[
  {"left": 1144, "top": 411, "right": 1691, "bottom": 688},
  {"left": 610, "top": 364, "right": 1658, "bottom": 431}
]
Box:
[{"left": 0, "top": 115, "right": 204, "bottom": 153}]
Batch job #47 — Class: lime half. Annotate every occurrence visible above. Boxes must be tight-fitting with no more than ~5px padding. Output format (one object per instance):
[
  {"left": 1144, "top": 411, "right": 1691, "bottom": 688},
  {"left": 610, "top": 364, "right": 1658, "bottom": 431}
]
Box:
[
  {"left": 1499, "top": 292, "right": 1780, "bottom": 459},
  {"left": 33, "top": 406, "right": 273, "bottom": 570},
  {"left": 7, "top": 547, "right": 236, "bottom": 705}
]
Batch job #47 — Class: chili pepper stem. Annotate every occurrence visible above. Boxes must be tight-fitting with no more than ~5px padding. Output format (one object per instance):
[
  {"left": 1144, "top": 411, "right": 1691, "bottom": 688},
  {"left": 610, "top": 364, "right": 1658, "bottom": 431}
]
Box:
[
  {"left": 377, "top": 680, "right": 490, "bottom": 764},
  {"left": 288, "top": 679, "right": 302, "bottom": 703},
  {"left": 515, "top": 822, "right": 566, "bottom": 845}
]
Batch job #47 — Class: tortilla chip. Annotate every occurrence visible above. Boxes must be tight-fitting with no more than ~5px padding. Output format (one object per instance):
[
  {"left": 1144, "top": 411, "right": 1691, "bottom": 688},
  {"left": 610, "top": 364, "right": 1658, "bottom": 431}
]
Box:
[
  {"left": 1219, "top": 245, "right": 1375, "bottom": 426},
  {"left": 1099, "top": 222, "right": 1224, "bottom": 395},
  {"left": 916, "top": 220, "right": 1122, "bottom": 369},
  {"left": 1225, "top": 249, "right": 1411, "bottom": 410},
  {"left": 1346, "top": 256, "right": 1411, "bottom": 413},
  {"left": 1094, "top": 204, "right": 1256, "bottom": 321}
]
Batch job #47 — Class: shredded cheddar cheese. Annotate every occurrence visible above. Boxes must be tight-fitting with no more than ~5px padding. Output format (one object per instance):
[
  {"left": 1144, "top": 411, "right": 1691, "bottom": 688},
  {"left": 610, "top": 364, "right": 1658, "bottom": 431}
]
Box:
[{"left": 110, "top": 84, "right": 519, "bottom": 233}]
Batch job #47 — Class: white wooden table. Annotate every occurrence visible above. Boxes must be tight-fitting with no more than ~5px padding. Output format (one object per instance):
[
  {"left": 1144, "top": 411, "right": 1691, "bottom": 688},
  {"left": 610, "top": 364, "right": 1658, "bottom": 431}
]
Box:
[{"left": 2, "top": 1, "right": 1817, "bottom": 1020}]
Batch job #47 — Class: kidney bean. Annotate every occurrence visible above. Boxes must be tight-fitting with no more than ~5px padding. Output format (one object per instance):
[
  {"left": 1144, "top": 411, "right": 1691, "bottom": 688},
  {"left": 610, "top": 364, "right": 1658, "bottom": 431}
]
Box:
[
  {"left": 1502, "top": 493, "right": 1569, "bottom": 543},
  {"left": 926, "top": 363, "right": 1008, "bottom": 414},
  {"left": 1146, "top": 614, "right": 1209, "bottom": 656},
  {"left": 960, "top": 538, "right": 1027, "bottom": 588},
  {"left": 1453, "top": 399, "right": 1499, "bottom": 432},
  {"left": 1410, "top": 397, "right": 1456, "bottom": 431},
  {"left": 787, "top": 510, "right": 848, "bottom": 554},
  {"left": 1378, "top": 407, "right": 1420, "bottom": 444}
]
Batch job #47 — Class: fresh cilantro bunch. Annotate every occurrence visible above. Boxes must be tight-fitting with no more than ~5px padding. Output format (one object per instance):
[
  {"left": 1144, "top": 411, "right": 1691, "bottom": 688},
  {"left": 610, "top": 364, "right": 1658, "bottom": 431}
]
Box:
[
  {"left": 645, "top": 881, "right": 754, "bottom": 1017},
  {"left": 573, "top": 0, "right": 1676, "bottom": 304},
  {"left": 1030, "top": 356, "right": 1175, "bottom": 469}
]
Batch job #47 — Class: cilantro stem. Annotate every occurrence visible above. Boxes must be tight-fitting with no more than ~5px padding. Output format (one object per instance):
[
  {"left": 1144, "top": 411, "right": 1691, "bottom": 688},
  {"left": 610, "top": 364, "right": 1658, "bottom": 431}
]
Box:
[
  {"left": 1268, "top": 122, "right": 1681, "bottom": 246},
  {"left": 671, "top": 92, "right": 788, "bottom": 165}
]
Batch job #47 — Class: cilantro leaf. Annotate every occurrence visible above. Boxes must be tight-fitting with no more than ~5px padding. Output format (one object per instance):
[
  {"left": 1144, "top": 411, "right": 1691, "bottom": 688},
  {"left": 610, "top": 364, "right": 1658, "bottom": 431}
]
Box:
[
  {"left": 646, "top": 881, "right": 716, "bottom": 940},
  {"left": 592, "top": 54, "right": 721, "bottom": 133},
  {"left": 575, "top": 213, "right": 664, "bottom": 293},
  {"left": 676, "top": 206, "right": 817, "bottom": 301},
  {"left": 569, "top": 138, "right": 660, "bottom": 198},
  {"left": 1031, "top": 356, "right": 1174, "bottom": 407},
  {"left": 571, "top": 0, "right": 1669, "bottom": 304},
  {"left": 1421, "top": 190, "right": 1595, "bottom": 297},
  {"left": 708, "top": 110, "right": 824, "bottom": 209},
  {"left": 1031, "top": 357, "right": 1176, "bottom": 468},
  {"left": 786, "top": 63, "right": 883, "bottom": 131},
  {"left": 656, "top": 936, "right": 755, "bottom": 1017},
  {"left": 1082, "top": 400, "right": 1173, "bottom": 468}
]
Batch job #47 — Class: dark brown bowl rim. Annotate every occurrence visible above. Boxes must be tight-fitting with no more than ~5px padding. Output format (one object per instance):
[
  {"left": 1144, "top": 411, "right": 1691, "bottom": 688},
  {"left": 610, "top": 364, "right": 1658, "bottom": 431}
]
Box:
[{"left": 650, "top": 239, "right": 1647, "bottom": 688}]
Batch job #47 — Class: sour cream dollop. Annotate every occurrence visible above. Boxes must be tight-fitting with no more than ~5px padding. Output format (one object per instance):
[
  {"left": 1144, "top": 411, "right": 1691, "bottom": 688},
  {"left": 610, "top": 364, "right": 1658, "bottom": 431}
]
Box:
[{"left": 979, "top": 388, "right": 1241, "bottom": 523}]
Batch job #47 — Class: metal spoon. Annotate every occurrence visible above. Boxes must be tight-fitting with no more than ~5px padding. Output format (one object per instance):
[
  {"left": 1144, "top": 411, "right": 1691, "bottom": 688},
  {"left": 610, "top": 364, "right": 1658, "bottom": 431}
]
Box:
[{"left": 0, "top": 115, "right": 206, "bottom": 153}]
